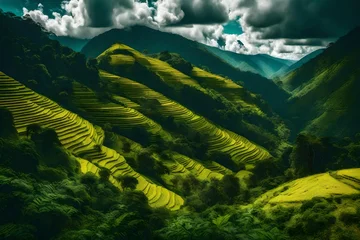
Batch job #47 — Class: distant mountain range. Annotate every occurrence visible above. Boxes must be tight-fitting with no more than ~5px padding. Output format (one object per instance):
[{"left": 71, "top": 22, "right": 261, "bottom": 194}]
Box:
[
  {"left": 81, "top": 26, "right": 294, "bottom": 79},
  {"left": 274, "top": 49, "right": 325, "bottom": 78}
]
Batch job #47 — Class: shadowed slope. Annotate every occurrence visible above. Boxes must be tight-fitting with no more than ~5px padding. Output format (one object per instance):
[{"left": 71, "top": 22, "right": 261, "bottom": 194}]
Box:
[{"left": 281, "top": 27, "right": 360, "bottom": 138}]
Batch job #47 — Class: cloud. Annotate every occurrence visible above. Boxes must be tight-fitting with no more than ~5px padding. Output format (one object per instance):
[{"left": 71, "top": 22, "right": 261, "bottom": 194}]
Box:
[
  {"left": 15, "top": 0, "right": 360, "bottom": 60},
  {"left": 154, "top": 0, "right": 228, "bottom": 26},
  {"left": 84, "top": 0, "right": 133, "bottom": 27},
  {"left": 234, "top": 0, "right": 360, "bottom": 39},
  {"left": 176, "top": 0, "right": 228, "bottom": 25}
]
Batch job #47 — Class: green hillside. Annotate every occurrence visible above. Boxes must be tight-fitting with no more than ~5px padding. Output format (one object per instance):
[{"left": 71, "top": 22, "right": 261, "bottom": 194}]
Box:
[
  {"left": 273, "top": 49, "right": 324, "bottom": 78},
  {"left": 0, "top": 72, "right": 184, "bottom": 210},
  {"left": 256, "top": 168, "right": 360, "bottom": 205},
  {"left": 280, "top": 27, "right": 360, "bottom": 138},
  {"left": 97, "top": 44, "right": 289, "bottom": 153},
  {"left": 99, "top": 70, "right": 271, "bottom": 165},
  {"left": 81, "top": 26, "right": 290, "bottom": 114}
]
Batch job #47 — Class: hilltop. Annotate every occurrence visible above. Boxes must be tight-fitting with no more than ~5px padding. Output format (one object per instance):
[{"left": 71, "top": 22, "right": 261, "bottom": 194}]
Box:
[
  {"left": 81, "top": 26, "right": 290, "bottom": 113},
  {"left": 81, "top": 26, "right": 293, "bottom": 78}
]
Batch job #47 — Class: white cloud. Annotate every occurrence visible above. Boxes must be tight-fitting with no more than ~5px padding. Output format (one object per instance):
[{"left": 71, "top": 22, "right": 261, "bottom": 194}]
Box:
[{"left": 22, "top": 0, "right": 337, "bottom": 59}]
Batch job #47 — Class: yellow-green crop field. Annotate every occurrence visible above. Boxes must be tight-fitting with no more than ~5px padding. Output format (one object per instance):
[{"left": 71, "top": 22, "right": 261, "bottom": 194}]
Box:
[
  {"left": 255, "top": 168, "right": 360, "bottom": 206},
  {"left": 100, "top": 70, "right": 271, "bottom": 165},
  {"left": 0, "top": 72, "right": 184, "bottom": 210}
]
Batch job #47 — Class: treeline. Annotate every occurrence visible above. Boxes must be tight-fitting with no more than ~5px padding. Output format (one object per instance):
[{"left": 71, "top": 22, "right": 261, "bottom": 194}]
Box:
[{"left": 0, "top": 10, "right": 100, "bottom": 107}]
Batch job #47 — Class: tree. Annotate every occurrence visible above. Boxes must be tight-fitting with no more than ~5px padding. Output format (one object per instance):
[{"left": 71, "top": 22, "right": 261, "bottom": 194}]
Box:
[
  {"left": 137, "top": 151, "right": 156, "bottom": 175},
  {"left": 119, "top": 175, "right": 139, "bottom": 190},
  {"left": 26, "top": 123, "right": 42, "bottom": 138},
  {"left": 0, "top": 107, "right": 17, "bottom": 139},
  {"left": 222, "top": 175, "right": 241, "bottom": 201},
  {"left": 99, "top": 168, "right": 111, "bottom": 181},
  {"left": 290, "top": 134, "right": 315, "bottom": 177}
]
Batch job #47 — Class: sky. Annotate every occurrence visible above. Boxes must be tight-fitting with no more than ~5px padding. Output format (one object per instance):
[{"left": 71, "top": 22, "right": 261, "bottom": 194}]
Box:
[{"left": 0, "top": 0, "right": 359, "bottom": 60}]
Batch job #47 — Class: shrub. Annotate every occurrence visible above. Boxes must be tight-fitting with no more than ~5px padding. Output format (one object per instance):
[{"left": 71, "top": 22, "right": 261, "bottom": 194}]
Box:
[
  {"left": 339, "top": 208, "right": 360, "bottom": 224},
  {"left": 0, "top": 138, "right": 39, "bottom": 173},
  {"left": 0, "top": 107, "right": 17, "bottom": 139},
  {"left": 99, "top": 168, "right": 111, "bottom": 181},
  {"left": 38, "top": 166, "right": 67, "bottom": 182},
  {"left": 80, "top": 172, "right": 98, "bottom": 185},
  {"left": 118, "top": 175, "right": 139, "bottom": 190}
]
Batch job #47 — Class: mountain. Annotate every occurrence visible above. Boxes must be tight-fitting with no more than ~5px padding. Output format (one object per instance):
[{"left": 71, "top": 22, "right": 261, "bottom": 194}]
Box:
[
  {"left": 81, "top": 26, "right": 290, "bottom": 114},
  {"left": 50, "top": 35, "right": 89, "bottom": 52},
  {"left": 204, "top": 45, "right": 294, "bottom": 78},
  {"left": 281, "top": 27, "right": 360, "bottom": 138},
  {"left": 81, "top": 26, "right": 293, "bottom": 78},
  {"left": 274, "top": 49, "right": 325, "bottom": 78}
]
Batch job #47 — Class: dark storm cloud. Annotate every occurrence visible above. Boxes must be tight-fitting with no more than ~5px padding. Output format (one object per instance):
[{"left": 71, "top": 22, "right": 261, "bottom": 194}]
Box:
[
  {"left": 284, "top": 39, "right": 327, "bottom": 46},
  {"left": 241, "top": 0, "right": 360, "bottom": 39},
  {"left": 84, "top": 0, "right": 134, "bottom": 27},
  {"left": 175, "top": 0, "right": 229, "bottom": 25}
]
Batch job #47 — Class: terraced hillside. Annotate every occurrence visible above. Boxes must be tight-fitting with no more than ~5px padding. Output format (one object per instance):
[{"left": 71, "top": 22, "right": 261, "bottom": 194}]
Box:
[
  {"left": 98, "top": 44, "right": 288, "bottom": 149},
  {"left": 72, "top": 81, "right": 229, "bottom": 182},
  {"left": 0, "top": 72, "right": 184, "bottom": 210},
  {"left": 71, "top": 81, "right": 172, "bottom": 142},
  {"left": 100, "top": 70, "right": 271, "bottom": 165},
  {"left": 255, "top": 168, "right": 360, "bottom": 206},
  {"left": 99, "top": 43, "right": 267, "bottom": 116},
  {"left": 190, "top": 67, "right": 265, "bottom": 115},
  {"left": 98, "top": 44, "right": 205, "bottom": 91}
]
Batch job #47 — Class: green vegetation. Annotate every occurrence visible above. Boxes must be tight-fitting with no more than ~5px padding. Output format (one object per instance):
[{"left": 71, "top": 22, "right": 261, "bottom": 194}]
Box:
[
  {"left": 81, "top": 25, "right": 291, "bottom": 112},
  {"left": 2, "top": 10, "right": 360, "bottom": 240},
  {"left": 98, "top": 45, "right": 288, "bottom": 152},
  {"left": 280, "top": 27, "right": 360, "bottom": 139}
]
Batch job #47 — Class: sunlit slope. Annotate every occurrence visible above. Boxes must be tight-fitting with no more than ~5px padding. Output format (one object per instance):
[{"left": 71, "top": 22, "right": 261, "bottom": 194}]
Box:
[
  {"left": 0, "top": 72, "right": 184, "bottom": 210},
  {"left": 190, "top": 67, "right": 264, "bottom": 115},
  {"left": 72, "top": 82, "right": 227, "bottom": 182},
  {"left": 99, "top": 44, "right": 204, "bottom": 90},
  {"left": 256, "top": 169, "right": 360, "bottom": 205},
  {"left": 71, "top": 81, "right": 172, "bottom": 141},
  {"left": 99, "top": 43, "right": 266, "bottom": 117},
  {"left": 100, "top": 71, "right": 271, "bottom": 164},
  {"left": 98, "top": 44, "right": 288, "bottom": 152}
]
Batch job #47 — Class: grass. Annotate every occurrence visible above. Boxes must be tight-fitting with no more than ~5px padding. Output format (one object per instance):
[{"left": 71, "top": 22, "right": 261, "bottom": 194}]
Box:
[
  {"left": 0, "top": 72, "right": 184, "bottom": 210},
  {"left": 255, "top": 168, "right": 360, "bottom": 206}
]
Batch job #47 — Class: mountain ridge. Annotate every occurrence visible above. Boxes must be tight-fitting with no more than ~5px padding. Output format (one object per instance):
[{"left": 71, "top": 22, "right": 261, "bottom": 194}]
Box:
[{"left": 81, "top": 26, "right": 291, "bottom": 115}]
